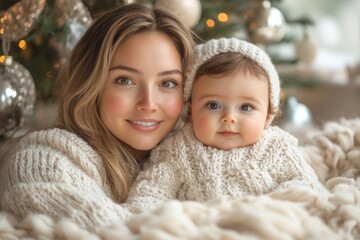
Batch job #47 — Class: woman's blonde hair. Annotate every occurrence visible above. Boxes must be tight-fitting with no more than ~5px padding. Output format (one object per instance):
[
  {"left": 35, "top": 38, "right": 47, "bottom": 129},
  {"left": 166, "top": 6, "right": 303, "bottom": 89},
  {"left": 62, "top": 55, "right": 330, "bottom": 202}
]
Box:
[{"left": 57, "top": 3, "right": 194, "bottom": 202}]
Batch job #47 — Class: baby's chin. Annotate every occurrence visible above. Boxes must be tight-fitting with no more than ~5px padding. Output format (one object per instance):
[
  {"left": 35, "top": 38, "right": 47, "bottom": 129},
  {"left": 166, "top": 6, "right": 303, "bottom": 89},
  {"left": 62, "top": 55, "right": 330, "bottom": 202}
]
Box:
[{"left": 205, "top": 141, "right": 258, "bottom": 151}]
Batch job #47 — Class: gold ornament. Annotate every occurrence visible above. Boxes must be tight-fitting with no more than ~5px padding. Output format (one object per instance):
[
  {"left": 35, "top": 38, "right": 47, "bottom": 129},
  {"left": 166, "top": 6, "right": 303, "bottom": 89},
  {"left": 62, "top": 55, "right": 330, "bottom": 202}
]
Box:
[
  {"left": 155, "top": 0, "right": 202, "bottom": 28},
  {"left": 245, "top": 0, "right": 286, "bottom": 46},
  {"left": 0, "top": 0, "right": 47, "bottom": 41}
]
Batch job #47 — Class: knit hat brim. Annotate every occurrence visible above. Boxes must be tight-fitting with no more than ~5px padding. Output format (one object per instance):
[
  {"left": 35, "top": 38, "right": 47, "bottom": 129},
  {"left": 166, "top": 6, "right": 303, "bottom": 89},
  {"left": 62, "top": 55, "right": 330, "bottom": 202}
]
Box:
[{"left": 184, "top": 38, "right": 280, "bottom": 113}]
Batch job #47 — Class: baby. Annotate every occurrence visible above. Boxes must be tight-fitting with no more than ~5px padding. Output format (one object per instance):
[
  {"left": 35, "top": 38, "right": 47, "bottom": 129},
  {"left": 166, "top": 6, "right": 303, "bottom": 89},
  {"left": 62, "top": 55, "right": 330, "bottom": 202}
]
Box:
[{"left": 126, "top": 38, "right": 325, "bottom": 213}]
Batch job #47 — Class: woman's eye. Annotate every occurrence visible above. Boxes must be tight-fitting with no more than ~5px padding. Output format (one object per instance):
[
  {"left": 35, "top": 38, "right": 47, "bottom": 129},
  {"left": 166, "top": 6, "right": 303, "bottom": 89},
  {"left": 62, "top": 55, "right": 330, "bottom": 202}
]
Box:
[
  {"left": 240, "top": 104, "right": 253, "bottom": 112},
  {"left": 116, "top": 76, "right": 134, "bottom": 85},
  {"left": 161, "top": 80, "right": 178, "bottom": 89},
  {"left": 206, "top": 101, "right": 221, "bottom": 110}
]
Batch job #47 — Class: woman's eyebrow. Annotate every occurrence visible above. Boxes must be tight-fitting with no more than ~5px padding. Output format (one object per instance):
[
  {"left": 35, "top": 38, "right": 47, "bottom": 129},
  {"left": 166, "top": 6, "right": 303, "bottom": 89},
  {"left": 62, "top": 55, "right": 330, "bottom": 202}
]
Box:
[
  {"left": 158, "top": 69, "right": 182, "bottom": 76},
  {"left": 109, "top": 65, "right": 142, "bottom": 74},
  {"left": 109, "top": 65, "right": 182, "bottom": 76}
]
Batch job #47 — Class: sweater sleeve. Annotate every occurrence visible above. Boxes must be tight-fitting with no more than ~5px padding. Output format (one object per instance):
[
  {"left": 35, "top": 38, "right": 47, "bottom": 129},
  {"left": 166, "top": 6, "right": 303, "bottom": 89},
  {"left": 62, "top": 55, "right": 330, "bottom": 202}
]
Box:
[
  {"left": 126, "top": 134, "right": 185, "bottom": 214},
  {"left": 0, "top": 129, "right": 132, "bottom": 232},
  {"left": 267, "top": 129, "right": 326, "bottom": 193}
]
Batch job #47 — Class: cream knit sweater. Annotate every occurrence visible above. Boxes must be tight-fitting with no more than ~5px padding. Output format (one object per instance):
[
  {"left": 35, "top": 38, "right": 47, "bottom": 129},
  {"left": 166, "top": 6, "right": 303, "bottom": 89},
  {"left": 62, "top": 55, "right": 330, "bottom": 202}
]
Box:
[
  {"left": 127, "top": 123, "right": 325, "bottom": 213},
  {"left": 0, "top": 128, "right": 132, "bottom": 232}
]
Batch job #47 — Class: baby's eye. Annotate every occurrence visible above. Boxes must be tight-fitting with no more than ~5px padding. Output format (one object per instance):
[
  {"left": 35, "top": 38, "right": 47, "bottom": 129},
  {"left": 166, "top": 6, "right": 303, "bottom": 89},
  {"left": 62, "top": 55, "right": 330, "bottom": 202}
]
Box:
[
  {"left": 240, "top": 104, "right": 253, "bottom": 112},
  {"left": 206, "top": 101, "right": 221, "bottom": 110},
  {"left": 161, "top": 80, "right": 178, "bottom": 89},
  {"left": 116, "top": 76, "right": 134, "bottom": 85}
]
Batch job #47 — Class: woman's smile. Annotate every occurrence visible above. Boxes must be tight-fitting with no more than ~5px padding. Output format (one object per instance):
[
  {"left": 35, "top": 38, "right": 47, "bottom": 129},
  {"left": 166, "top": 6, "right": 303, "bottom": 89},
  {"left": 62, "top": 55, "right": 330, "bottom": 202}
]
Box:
[{"left": 127, "top": 119, "right": 161, "bottom": 132}]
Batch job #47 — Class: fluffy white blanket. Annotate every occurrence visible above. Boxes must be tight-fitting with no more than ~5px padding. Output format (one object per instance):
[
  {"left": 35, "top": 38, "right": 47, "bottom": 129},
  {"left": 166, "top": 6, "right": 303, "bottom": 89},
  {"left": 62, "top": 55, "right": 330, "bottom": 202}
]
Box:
[{"left": 1, "top": 118, "right": 360, "bottom": 240}]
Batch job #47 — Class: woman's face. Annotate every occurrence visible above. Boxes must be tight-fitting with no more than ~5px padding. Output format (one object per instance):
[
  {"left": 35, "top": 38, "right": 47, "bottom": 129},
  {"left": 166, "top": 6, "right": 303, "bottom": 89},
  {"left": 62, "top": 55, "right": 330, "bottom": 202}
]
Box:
[{"left": 99, "top": 31, "right": 183, "bottom": 155}]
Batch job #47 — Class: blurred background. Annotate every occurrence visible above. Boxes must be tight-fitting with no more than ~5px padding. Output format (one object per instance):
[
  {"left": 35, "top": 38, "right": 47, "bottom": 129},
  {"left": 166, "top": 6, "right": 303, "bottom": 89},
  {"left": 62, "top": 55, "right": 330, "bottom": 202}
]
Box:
[{"left": 1, "top": 0, "right": 360, "bottom": 140}]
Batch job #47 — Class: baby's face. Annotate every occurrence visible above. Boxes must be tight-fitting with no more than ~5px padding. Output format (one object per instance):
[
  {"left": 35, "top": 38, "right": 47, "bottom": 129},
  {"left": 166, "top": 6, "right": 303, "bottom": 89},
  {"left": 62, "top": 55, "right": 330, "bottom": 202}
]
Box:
[{"left": 190, "top": 69, "right": 271, "bottom": 150}]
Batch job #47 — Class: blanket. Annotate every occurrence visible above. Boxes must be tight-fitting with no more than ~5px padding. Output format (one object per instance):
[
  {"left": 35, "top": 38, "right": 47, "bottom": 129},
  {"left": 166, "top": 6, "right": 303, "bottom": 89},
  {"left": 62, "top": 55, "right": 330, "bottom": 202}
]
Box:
[{"left": 1, "top": 118, "right": 360, "bottom": 240}]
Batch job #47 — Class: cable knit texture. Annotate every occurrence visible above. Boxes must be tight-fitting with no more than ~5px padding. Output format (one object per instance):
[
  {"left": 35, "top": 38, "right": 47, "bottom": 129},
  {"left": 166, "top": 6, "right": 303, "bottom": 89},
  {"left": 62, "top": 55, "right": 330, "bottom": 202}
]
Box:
[
  {"left": 1, "top": 118, "right": 360, "bottom": 239},
  {"left": 0, "top": 128, "right": 132, "bottom": 232},
  {"left": 184, "top": 38, "right": 280, "bottom": 113},
  {"left": 127, "top": 123, "right": 325, "bottom": 213}
]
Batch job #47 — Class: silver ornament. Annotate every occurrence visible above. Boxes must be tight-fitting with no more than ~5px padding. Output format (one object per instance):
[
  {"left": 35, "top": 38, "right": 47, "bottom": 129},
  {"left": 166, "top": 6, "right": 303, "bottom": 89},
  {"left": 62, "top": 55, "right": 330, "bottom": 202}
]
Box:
[
  {"left": 0, "top": 66, "right": 22, "bottom": 137},
  {"left": 245, "top": 0, "right": 286, "bottom": 45},
  {"left": 0, "top": 56, "right": 36, "bottom": 138},
  {"left": 54, "top": 0, "right": 93, "bottom": 28},
  {"left": 5, "top": 59, "right": 36, "bottom": 120},
  {"left": 280, "top": 96, "right": 313, "bottom": 129},
  {"left": 53, "top": 0, "right": 92, "bottom": 55},
  {"left": 65, "top": 20, "right": 89, "bottom": 54}
]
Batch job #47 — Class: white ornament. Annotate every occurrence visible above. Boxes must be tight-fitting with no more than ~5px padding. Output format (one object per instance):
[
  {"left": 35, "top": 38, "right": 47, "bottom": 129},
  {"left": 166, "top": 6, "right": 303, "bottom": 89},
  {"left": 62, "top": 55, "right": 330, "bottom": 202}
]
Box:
[
  {"left": 155, "top": 0, "right": 202, "bottom": 28},
  {"left": 295, "top": 29, "right": 318, "bottom": 64}
]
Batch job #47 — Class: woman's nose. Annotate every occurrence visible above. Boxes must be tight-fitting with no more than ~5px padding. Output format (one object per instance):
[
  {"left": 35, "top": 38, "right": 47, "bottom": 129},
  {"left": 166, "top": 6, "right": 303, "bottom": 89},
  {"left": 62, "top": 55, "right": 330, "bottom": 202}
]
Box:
[
  {"left": 221, "top": 111, "right": 237, "bottom": 123},
  {"left": 136, "top": 87, "right": 158, "bottom": 112}
]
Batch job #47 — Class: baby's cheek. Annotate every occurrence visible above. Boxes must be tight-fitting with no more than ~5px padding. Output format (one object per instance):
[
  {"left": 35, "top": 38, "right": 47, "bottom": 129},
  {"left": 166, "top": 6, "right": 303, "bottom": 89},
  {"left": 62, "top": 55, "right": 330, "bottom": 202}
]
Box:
[{"left": 243, "top": 120, "right": 264, "bottom": 141}]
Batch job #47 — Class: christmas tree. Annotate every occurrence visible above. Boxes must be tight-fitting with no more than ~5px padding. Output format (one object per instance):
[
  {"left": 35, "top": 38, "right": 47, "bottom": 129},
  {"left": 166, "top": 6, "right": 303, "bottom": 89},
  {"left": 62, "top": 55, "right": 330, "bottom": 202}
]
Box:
[{"left": 1, "top": 0, "right": 291, "bottom": 102}]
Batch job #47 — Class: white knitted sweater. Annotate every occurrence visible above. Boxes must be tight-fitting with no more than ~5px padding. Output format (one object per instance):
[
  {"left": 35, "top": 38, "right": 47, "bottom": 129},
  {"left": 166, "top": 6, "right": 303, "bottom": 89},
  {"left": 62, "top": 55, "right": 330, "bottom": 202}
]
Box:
[
  {"left": 0, "top": 128, "right": 132, "bottom": 232},
  {"left": 127, "top": 123, "right": 325, "bottom": 213}
]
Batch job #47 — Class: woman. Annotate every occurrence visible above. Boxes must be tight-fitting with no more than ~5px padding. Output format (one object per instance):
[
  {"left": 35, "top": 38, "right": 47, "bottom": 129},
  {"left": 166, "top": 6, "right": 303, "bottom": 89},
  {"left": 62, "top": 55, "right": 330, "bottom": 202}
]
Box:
[{"left": 0, "top": 3, "right": 194, "bottom": 231}]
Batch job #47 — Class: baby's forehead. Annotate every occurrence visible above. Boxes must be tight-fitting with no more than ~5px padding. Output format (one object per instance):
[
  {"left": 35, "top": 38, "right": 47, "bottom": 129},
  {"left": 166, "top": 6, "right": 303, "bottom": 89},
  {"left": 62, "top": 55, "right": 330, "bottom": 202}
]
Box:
[{"left": 195, "top": 66, "right": 269, "bottom": 82}]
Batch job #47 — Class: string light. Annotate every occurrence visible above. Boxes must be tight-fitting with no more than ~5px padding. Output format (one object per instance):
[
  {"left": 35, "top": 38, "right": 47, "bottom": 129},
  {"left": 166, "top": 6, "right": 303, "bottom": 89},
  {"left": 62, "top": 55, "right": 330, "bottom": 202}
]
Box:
[
  {"left": 206, "top": 19, "right": 215, "bottom": 28},
  {"left": 217, "top": 12, "right": 229, "bottom": 22},
  {"left": 53, "top": 62, "right": 60, "bottom": 69},
  {"left": 0, "top": 16, "right": 5, "bottom": 35},
  {"left": 18, "top": 40, "right": 27, "bottom": 50},
  {"left": 0, "top": 55, "right": 5, "bottom": 63}
]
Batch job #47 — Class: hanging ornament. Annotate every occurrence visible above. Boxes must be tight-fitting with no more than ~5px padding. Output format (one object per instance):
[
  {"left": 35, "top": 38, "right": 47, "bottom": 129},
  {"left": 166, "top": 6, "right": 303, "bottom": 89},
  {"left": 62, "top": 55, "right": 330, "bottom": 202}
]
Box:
[
  {"left": 279, "top": 96, "right": 313, "bottom": 137},
  {"left": 244, "top": 0, "right": 286, "bottom": 46},
  {"left": 0, "top": 38, "right": 36, "bottom": 138},
  {"left": 54, "top": 0, "right": 93, "bottom": 54},
  {"left": 155, "top": 0, "right": 202, "bottom": 28},
  {"left": 295, "top": 27, "right": 318, "bottom": 64},
  {"left": 65, "top": 20, "right": 89, "bottom": 54},
  {"left": 0, "top": 0, "right": 47, "bottom": 42},
  {"left": 0, "top": 61, "right": 22, "bottom": 138},
  {"left": 54, "top": 0, "right": 93, "bottom": 28},
  {"left": 4, "top": 59, "right": 36, "bottom": 120}
]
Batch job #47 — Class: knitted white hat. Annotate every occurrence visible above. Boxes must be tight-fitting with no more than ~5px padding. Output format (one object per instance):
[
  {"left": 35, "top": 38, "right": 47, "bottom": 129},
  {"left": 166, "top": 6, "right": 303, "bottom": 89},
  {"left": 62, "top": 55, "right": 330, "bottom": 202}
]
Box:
[{"left": 184, "top": 38, "right": 280, "bottom": 113}]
